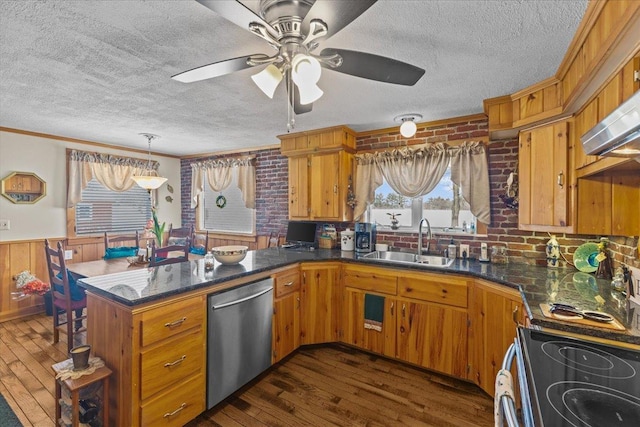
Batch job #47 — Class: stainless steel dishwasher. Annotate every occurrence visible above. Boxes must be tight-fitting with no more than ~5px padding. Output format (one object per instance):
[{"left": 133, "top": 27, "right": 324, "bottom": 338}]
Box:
[{"left": 207, "top": 278, "right": 273, "bottom": 409}]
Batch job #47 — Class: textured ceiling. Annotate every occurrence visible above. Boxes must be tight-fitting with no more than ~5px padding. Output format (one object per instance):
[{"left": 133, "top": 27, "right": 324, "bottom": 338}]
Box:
[{"left": 0, "top": 0, "right": 589, "bottom": 156}]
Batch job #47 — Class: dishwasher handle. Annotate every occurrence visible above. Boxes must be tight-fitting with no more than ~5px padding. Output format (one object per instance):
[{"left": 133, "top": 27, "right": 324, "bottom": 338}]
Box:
[{"left": 211, "top": 286, "right": 272, "bottom": 310}]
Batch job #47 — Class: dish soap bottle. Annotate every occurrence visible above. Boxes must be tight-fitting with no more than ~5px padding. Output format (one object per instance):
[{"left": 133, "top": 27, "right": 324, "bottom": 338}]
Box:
[{"left": 447, "top": 239, "right": 456, "bottom": 259}]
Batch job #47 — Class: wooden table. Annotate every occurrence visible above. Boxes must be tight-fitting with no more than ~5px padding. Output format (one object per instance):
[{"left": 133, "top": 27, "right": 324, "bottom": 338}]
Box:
[
  {"left": 68, "top": 253, "right": 203, "bottom": 278},
  {"left": 52, "top": 360, "right": 112, "bottom": 427}
]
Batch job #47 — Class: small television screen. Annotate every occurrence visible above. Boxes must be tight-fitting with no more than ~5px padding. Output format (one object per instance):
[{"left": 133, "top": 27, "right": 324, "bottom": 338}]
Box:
[{"left": 285, "top": 221, "right": 317, "bottom": 246}]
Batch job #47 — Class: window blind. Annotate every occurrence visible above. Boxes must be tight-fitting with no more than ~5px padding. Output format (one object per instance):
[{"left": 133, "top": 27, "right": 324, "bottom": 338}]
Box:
[
  {"left": 75, "top": 179, "right": 151, "bottom": 235},
  {"left": 202, "top": 173, "right": 254, "bottom": 234}
]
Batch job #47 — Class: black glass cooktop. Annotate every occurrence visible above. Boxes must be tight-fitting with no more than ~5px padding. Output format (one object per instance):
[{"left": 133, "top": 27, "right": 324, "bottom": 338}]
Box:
[{"left": 518, "top": 328, "right": 640, "bottom": 427}]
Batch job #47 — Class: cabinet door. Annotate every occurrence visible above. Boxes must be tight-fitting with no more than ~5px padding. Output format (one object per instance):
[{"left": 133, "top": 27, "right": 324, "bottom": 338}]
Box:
[
  {"left": 272, "top": 291, "right": 300, "bottom": 364},
  {"left": 469, "top": 281, "right": 523, "bottom": 397},
  {"left": 288, "top": 156, "right": 309, "bottom": 219},
  {"left": 343, "top": 288, "right": 396, "bottom": 358},
  {"left": 300, "top": 263, "right": 340, "bottom": 344},
  {"left": 309, "top": 152, "right": 340, "bottom": 220},
  {"left": 396, "top": 298, "right": 468, "bottom": 378},
  {"left": 518, "top": 121, "right": 570, "bottom": 231}
]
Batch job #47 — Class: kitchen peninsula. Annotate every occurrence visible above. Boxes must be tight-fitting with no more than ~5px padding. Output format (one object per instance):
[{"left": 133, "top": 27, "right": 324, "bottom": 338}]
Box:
[{"left": 77, "top": 248, "right": 640, "bottom": 426}]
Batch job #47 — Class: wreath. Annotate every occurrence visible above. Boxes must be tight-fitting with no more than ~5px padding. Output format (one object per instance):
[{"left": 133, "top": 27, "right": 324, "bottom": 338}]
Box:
[{"left": 215, "top": 195, "right": 227, "bottom": 209}]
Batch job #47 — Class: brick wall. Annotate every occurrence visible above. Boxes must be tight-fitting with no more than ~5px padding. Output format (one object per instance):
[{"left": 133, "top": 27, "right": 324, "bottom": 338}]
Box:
[
  {"left": 180, "top": 117, "right": 638, "bottom": 268},
  {"left": 356, "top": 118, "right": 638, "bottom": 269},
  {"left": 180, "top": 148, "right": 290, "bottom": 238}
]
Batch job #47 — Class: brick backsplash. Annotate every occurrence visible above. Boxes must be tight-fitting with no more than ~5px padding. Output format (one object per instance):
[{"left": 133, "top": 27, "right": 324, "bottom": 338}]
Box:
[{"left": 180, "top": 117, "right": 638, "bottom": 268}]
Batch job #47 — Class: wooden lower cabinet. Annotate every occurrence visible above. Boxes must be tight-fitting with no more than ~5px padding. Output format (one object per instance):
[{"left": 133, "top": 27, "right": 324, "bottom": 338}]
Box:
[
  {"left": 343, "top": 288, "right": 397, "bottom": 357},
  {"left": 87, "top": 293, "right": 206, "bottom": 426},
  {"left": 396, "top": 297, "right": 468, "bottom": 377},
  {"left": 300, "top": 262, "right": 342, "bottom": 344},
  {"left": 272, "top": 266, "right": 301, "bottom": 363},
  {"left": 468, "top": 280, "right": 524, "bottom": 397},
  {"left": 342, "top": 264, "right": 469, "bottom": 378}
]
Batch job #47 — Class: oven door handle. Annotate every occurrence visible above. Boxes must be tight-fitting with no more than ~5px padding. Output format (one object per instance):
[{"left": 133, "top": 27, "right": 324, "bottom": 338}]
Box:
[{"left": 495, "top": 343, "right": 519, "bottom": 427}]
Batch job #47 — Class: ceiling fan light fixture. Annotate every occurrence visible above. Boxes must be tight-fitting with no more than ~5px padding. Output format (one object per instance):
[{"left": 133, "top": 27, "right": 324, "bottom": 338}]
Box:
[
  {"left": 251, "top": 64, "right": 283, "bottom": 98},
  {"left": 132, "top": 133, "right": 168, "bottom": 191},
  {"left": 395, "top": 114, "right": 423, "bottom": 138},
  {"left": 291, "top": 54, "right": 323, "bottom": 104}
]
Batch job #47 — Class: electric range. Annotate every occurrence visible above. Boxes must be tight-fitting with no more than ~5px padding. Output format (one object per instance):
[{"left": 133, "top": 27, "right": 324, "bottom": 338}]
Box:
[{"left": 517, "top": 328, "right": 640, "bottom": 426}]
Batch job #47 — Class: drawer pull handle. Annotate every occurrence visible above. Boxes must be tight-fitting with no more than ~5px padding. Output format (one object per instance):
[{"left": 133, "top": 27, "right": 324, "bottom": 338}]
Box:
[
  {"left": 163, "top": 403, "right": 186, "bottom": 418},
  {"left": 165, "top": 317, "right": 187, "bottom": 328},
  {"left": 390, "top": 302, "right": 394, "bottom": 316},
  {"left": 284, "top": 281, "right": 294, "bottom": 287},
  {"left": 164, "top": 355, "right": 186, "bottom": 367}
]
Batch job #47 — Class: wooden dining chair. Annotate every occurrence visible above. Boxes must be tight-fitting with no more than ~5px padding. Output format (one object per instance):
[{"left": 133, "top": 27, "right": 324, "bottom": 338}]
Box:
[
  {"left": 168, "top": 224, "right": 194, "bottom": 240},
  {"left": 103, "top": 231, "right": 140, "bottom": 258},
  {"left": 149, "top": 238, "right": 190, "bottom": 267},
  {"left": 190, "top": 231, "right": 209, "bottom": 255},
  {"left": 44, "top": 239, "right": 87, "bottom": 353}
]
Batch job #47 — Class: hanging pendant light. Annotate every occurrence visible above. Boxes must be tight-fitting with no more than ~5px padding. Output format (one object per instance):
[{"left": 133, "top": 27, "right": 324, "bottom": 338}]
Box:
[
  {"left": 395, "top": 114, "right": 423, "bottom": 138},
  {"left": 132, "top": 133, "right": 167, "bottom": 191}
]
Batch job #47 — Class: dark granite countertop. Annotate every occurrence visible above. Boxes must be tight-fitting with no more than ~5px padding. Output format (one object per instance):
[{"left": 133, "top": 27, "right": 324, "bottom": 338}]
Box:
[{"left": 77, "top": 247, "right": 640, "bottom": 345}]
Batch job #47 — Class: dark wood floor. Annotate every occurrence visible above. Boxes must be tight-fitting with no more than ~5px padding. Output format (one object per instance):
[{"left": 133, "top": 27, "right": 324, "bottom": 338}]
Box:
[{"left": 1, "top": 314, "right": 494, "bottom": 426}]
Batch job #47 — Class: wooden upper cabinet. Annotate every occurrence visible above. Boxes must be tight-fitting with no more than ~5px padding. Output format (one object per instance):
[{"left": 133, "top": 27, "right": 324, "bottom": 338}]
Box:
[
  {"left": 288, "top": 156, "right": 309, "bottom": 219},
  {"left": 574, "top": 97, "right": 600, "bottom": 169},
  {"left": 280, "top": 125, "right": 356, "bottom": 156},
  {"left": 518, "top": 121, "right": 573, "bottom": 232}
]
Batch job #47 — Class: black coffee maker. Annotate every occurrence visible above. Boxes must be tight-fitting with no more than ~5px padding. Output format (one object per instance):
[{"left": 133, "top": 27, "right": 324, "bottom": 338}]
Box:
[{"left": 354, "top": 222, "right": 376, "bottom": 253}]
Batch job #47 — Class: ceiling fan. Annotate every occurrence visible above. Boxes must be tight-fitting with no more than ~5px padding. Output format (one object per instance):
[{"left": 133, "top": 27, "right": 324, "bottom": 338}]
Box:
[{"left": 172, "top": 0, "right": 426, "bottom": 130}]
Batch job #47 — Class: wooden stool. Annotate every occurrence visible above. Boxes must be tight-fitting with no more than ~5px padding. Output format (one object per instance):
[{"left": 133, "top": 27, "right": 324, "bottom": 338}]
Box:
[{"left": 52, "top": 360, "right": 112, "bottom": 427}]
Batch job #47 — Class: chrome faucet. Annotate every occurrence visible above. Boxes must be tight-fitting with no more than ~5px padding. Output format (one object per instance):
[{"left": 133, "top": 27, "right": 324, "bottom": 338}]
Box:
[{"left": 418, "top": 218, "right": 431, "bottom": 256}]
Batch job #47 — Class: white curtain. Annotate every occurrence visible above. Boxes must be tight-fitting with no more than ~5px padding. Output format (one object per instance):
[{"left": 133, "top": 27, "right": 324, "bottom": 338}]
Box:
[
  {"left": 354, "top": 141, "right": 491, "bottom": 224},
  {"left": 67, "top": 150, "right": 158, "bottom": 207},
  {"left": 190, "top": 157, "right": 256, "bottom": 209}
]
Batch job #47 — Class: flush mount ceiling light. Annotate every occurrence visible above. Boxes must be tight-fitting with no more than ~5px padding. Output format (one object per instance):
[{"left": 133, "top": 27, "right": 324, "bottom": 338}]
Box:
[
  {"left": 132, "top": 133, "right": 168, "bottom": 191},
  {"left": 395, "top": 114, "right": 423, "bottom": 138},
  {"left": 172, "top": 0, "right": 425, "bottom": 131}
]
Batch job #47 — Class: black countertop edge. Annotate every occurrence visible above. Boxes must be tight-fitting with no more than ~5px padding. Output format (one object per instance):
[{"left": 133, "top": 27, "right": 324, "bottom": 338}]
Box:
[{"left": 77, "top": 248, "right": 640, "bottom": 345}]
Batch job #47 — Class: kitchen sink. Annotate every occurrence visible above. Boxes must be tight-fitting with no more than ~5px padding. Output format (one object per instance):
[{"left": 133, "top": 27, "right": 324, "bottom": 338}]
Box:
[{"left": 360, "top": 251, "right": 454, "bottom": 268}]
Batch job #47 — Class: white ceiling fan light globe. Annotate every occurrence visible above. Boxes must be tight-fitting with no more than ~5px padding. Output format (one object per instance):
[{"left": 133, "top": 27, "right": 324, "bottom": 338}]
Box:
[
  {"left": 400, "top": 120, "right": 417, "bottom": 138},
  {"left": 291, "top": 54, "right": 323, "bottom": 105},
  {"left": 251, "top": 64, "right": 283, "bottom": 98}
]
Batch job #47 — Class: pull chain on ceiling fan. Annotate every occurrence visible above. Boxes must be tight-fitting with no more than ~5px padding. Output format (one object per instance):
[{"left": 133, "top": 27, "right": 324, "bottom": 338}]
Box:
[{"left": 172, "top": 0, "right": 425, "bottom": 131}]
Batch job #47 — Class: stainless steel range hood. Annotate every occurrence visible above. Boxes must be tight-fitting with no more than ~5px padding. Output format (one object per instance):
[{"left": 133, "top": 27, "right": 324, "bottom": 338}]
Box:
[{"left": 581, "top": 91, "right": 640, "bottom": 157}]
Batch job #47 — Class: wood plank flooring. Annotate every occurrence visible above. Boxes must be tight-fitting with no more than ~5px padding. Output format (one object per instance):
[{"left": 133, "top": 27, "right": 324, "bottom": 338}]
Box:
[{"left": 1, "top": 314, "right": 494, "bottom": 426}]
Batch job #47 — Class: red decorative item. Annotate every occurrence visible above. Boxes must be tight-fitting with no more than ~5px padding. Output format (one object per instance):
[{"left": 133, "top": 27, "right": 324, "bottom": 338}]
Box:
[{"left": 21, "top": 279, "right": 51, "bottom": 296}]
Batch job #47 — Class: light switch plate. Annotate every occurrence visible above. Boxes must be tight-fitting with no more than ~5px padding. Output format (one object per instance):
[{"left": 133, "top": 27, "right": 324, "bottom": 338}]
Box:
[
  {"left": 0, "top": 219, "right": 9, "bottom": 230},
  {"left": 64, "top": 250, "right": 73, "bottom": 260},
  {"left": 627, "top": 265, "right": 640, "bottom": 305}
]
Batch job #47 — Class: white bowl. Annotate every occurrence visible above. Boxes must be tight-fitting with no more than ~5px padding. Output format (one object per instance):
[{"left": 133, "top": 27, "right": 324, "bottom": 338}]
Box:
[{"left": 211, "top": 245, "right": 248, "bottom": 265}]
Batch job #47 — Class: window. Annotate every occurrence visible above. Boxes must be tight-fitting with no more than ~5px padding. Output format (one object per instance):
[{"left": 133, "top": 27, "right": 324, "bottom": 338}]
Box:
[
  {"left": 201, "top": 173, "right": 255, "bottom": 234},
  {"left": 75, "top": 179, "right": 151, "bottom": 235},
  {"left": 369, "top": 166, "right": 477, "bottom": 233}
]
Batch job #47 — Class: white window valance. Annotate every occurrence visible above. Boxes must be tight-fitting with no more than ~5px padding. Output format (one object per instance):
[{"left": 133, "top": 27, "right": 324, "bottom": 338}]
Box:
[
  {"left": 190, "top": 157, "right": 256, "bottom": 209},
  {"left": 67, "top": 149, "right": 160, "bottom": 207},
  {"left": 354, "top": 141, "right": 491, "bottom": 224}
]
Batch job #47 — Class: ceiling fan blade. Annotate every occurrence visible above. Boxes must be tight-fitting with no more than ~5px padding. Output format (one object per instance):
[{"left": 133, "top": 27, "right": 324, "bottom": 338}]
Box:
[
  {"left": 301, "top": 0, "right": 377, "bottom": 40},
  {"left": 196, "top": 0, "right": 278, "bottom": 39},
  {"left": 172, "top": 55, "right": 257, "bottom": 83},
  {"left": 320, "top": 48, "right": 425, "bottom": 86}
]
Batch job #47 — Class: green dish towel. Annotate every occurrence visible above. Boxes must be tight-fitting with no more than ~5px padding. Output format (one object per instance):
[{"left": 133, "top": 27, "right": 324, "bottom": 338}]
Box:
[{"left": 364, "top": 293, "right": 384, "bottom": 332}]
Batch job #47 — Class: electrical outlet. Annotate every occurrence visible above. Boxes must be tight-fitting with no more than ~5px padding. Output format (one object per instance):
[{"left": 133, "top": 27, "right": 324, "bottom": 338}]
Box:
[
  {"left": 0, "top": 219, "right": 9, "bottom": 230},
  {"left": 64, "top": 250, "right": 73, "bottom": 260},
  {"left": 459, "top": 244, "right": 470, "bottom": 259}
]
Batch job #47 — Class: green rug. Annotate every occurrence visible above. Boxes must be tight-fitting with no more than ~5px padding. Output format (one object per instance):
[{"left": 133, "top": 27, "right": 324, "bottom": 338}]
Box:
[{"left": 0, "top": 393, "right": 22, "bottom": 426}]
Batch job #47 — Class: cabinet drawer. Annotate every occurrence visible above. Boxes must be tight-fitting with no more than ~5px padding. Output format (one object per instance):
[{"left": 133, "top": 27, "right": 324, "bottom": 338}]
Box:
[
  {"left": 140, "top": 296, "right": 204, "bottom": 347},
  {"left": 274, "top": 268, "right": 301, "bottom": 298},
  {"left": 140, "top": 373, "right": 205, "bottom": 426},
  {"left": 398, "top": 273, "right": 468, "bottom": 308},
  {"left": 343, "top": 265, "right": 397, "bottom": 295},
  {"left": 141, "top": 328, "right": 205, "bottom": 400}
]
